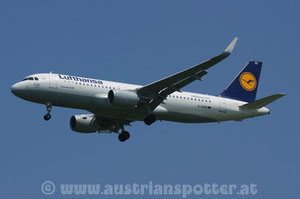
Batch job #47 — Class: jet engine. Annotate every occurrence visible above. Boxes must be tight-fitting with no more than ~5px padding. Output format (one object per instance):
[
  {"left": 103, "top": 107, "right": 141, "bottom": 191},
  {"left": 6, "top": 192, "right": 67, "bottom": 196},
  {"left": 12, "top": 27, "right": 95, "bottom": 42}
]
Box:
[
  {"left": 70, "top": 115, "right": 100, "bottom": 133},
  {"left": 108, "top": 90, "right": 139, "bottom": 107}
]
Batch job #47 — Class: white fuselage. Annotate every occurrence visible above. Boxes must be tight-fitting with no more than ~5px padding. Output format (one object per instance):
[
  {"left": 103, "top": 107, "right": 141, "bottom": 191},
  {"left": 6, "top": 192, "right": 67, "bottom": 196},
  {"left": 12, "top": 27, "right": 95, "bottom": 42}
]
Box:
[{"left": 11, "top": 73, "right": 269, "bottom": 123}]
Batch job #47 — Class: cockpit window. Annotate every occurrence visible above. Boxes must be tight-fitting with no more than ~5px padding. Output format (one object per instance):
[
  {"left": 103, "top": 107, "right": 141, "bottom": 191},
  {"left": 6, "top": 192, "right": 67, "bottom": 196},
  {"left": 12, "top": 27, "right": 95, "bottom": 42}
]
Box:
[
  {"left": 34, "top": 77, "right": 39, "bottom": 81},
  {"left": 22, "top": 77, "right": 35, "bottom": 81}
]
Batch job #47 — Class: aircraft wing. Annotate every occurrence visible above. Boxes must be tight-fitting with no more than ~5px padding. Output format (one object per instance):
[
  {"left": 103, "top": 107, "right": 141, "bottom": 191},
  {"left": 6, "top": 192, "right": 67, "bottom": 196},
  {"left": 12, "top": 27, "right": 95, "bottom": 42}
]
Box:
[
  {"left": 91, "top": 113, "right": 133, "bottom": 133},
  {"left": 136, "top": 37, "right": 238, "bottom": 110}
]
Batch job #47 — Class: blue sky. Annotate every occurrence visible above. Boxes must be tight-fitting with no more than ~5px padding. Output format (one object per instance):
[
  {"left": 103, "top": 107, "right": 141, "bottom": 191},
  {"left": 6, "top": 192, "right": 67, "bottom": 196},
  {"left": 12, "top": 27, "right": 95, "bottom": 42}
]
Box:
[{"left": 1, "top": 0, "right": 299, "bottom": 198}]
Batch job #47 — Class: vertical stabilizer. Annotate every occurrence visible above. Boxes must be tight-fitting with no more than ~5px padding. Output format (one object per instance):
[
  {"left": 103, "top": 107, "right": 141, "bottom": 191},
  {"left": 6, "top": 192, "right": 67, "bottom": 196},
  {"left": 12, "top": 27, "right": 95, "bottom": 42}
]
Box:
[{"left": 220, "top": 61, "right": 262, "bottom": 102}]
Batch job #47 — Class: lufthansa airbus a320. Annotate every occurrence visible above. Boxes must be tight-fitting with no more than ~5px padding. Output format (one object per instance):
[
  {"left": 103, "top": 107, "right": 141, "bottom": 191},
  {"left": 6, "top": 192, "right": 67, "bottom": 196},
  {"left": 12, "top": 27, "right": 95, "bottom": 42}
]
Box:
[{"left": 11, "top": 38, "right": 284, "bottom": 142}]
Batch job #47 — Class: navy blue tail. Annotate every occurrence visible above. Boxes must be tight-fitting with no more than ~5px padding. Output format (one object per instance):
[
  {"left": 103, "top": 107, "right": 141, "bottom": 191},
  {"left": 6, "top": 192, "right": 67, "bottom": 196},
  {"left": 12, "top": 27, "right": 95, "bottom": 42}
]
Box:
[{"left": 220, "top": 61, "right": 262, "bottom": 102}]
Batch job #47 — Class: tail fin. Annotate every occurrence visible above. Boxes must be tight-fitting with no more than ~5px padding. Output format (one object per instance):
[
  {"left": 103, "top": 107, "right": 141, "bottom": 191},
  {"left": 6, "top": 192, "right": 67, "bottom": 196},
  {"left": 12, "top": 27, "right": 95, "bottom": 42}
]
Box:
[{"left": 220, "top": 61, "right": 262, "bottom": 102}]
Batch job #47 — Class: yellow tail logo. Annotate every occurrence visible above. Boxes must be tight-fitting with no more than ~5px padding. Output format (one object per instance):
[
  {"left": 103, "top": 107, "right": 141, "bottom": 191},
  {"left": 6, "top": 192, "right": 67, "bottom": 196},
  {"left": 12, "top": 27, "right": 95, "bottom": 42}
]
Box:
[{"left": 239, "top": 72, "right": 257, "bottom": 91}]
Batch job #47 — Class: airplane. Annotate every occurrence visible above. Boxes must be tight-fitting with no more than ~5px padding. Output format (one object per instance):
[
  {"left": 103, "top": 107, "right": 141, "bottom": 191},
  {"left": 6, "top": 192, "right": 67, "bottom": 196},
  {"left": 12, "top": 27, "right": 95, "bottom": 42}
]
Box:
[{"left": 11, "top": 38, "right": 284, "bottom": 142}]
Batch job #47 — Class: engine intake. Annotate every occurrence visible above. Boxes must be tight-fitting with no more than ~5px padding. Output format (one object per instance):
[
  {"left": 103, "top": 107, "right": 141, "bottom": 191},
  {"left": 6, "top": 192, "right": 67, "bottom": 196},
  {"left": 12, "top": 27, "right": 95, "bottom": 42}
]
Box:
[
  {"left": 70, "top": 115, "right": 100, "bottom": 133},
  {"left": 108, "top": 90, "right": 139, "bottom": 107}
]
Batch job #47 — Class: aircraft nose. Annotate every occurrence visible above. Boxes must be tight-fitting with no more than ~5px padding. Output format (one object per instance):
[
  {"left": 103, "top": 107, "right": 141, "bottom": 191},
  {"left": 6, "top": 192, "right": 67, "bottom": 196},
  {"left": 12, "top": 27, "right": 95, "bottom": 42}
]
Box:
[{"left": 11, "top": 82, "right": 24, "bottom": 96}]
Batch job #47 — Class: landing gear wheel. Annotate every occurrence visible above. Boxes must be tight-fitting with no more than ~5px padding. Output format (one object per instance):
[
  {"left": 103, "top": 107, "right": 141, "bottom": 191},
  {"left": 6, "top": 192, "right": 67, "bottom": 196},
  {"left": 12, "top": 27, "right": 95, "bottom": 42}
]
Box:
[
  {"left": 44, "top": 102, "right": 52, "bottom": 121},
  {"left": 44, "top": 113, "right": 51, "bottom": 121},
  {"left": 144, "top": 114, "right": 156, "bottom": 125},
  {"left": 122, "top": 131, "right": 130, "bottom": 140},
  {"left": 118, "top": 131, "right": 130, "bottom": 142}
]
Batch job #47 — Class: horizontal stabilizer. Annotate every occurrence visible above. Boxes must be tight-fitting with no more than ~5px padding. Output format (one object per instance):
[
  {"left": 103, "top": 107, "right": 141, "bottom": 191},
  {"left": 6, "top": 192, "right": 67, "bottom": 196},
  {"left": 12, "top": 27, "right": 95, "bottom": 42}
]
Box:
[{"left": 239, "top": 93, "right": 285, "bottom": 109}]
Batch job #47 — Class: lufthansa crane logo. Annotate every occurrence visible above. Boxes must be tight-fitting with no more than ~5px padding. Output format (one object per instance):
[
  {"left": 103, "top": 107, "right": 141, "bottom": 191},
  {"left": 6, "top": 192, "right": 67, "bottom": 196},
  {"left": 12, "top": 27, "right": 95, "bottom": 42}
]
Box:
[{"left": 239, "top": 72, "right": 257, "bottom": 91}]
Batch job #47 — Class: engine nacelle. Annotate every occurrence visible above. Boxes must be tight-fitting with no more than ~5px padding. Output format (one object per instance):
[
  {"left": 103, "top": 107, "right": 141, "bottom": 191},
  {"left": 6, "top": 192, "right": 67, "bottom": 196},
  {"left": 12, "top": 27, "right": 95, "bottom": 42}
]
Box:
[
  {"left": 108, "top": 90, "right": 139, "bottom": 107},
  {"left": 70, "top": 115, "right": 100, "bottom": 133}
]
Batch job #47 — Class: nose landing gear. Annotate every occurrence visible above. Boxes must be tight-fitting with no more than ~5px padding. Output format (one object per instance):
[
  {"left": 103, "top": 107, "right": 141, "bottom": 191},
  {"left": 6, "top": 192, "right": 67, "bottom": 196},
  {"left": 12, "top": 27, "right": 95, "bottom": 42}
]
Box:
[{"left": 44, "top": 103, "right": 52, "bottom": 121}]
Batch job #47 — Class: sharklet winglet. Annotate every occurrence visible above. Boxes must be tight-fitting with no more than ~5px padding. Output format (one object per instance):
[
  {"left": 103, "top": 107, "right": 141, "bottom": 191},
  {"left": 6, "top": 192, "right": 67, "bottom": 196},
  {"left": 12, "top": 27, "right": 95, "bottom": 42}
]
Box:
[{"left": 224, "top": 37, "right": 238, "bottom": 55}]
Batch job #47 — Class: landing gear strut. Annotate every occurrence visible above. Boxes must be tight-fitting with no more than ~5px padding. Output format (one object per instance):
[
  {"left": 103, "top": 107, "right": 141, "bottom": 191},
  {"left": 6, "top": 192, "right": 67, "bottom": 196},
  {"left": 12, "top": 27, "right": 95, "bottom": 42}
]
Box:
[
  {"left": 118, "top": 131, "right": 130, "bottom": 142},
  {"left": 144, "top": 114, "right": 156, "bottom": 125},
  {"left": 44, "top": 103, "right": 52, "bottom": 121}
]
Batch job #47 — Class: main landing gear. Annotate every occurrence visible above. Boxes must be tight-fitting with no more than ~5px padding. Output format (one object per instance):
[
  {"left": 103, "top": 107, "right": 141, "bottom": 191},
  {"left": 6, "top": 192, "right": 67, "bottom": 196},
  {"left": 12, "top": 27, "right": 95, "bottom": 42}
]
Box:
[
  {"left": 118, "top": 131, "right": 130, "bottom": 142},
  {"left": 144, "top": 114, "right": 156, "bottom": 125},
  {"left": 117, "top": 114, "right": 156, "bottom": 142},
  {"left": 44, "top": 103, "right": 52, "bottom": 121}
]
